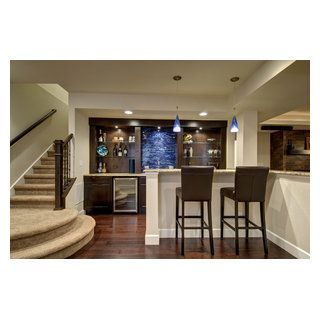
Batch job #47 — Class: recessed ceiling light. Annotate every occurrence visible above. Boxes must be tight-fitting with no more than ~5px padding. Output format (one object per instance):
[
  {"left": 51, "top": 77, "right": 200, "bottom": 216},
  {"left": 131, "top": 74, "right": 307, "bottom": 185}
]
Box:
[
  {"left": 199, "top": 112, "right": 208, "bottom": 117},
  {"left": 124, "top": 110, "right": 133, "bottom": 115}
]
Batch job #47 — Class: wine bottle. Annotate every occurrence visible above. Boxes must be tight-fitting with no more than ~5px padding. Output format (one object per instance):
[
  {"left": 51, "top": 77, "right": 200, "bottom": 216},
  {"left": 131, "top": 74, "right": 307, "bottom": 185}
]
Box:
[
  {"left": 189, "top": 146, "right": 193, "bottom": 157},
  {"left": 113, "top": 144, "right": 118, "bottom": 156},
  {"left": 123, "top": 144, "right": 128, "bottom": 157},
  {"left": 118, "top": 143, "right": 123, "bottom": 156},
  {"left": 97, "top": 162, "right": 102, "bottom": 173},
  {"left": 102, "top": 163, "right": 106, "bottom": 173},
  {"left": 98, "top": 129, "right": 103, "bottom": 142},
  {"left": 186, "top": 147, "right": 190, "bottom": 157}
]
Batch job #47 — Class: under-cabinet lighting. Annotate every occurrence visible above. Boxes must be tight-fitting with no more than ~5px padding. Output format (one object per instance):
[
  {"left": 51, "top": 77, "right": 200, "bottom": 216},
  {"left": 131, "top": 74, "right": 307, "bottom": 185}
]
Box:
[
  {"left": 124, "top": 110, "right": 133, "bottom": 115},
  {"left": 199, "top": 112, "right": 208, "bottom": 117}
]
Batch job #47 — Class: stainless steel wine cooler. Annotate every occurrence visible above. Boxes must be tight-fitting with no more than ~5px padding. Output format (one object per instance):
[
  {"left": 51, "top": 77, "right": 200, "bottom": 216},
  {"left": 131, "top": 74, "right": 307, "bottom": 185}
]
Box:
[{"left": 113, "top": 177, "right": 138, "bottom": 213}]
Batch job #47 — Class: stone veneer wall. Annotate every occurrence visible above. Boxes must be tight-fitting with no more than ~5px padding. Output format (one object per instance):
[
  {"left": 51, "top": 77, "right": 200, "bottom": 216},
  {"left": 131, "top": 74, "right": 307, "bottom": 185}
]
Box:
[
  {"left": 270, "top": 130, "right": 310, "bottom": 171},
  {"left": 141, "top": 127, "right": 176, "bottom": 169}
]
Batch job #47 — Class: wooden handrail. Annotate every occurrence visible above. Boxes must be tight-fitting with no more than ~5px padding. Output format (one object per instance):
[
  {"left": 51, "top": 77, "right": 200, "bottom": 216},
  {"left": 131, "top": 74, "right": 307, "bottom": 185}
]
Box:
[
  {"left": 10, "top": 109, "right": 57, "bottom": 146},
  {"left": 63, "top": 133, "right": 74, "bottom": 146}
]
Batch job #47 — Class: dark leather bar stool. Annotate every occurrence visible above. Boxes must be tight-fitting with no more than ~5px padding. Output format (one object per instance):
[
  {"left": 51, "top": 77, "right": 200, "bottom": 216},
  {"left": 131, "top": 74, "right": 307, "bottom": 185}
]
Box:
[
  {"left": 220, "top": 166, "right": 269, "bottom": 255},
  {"left": 175, "top": 166, "right": 214, "bottom": 256}
]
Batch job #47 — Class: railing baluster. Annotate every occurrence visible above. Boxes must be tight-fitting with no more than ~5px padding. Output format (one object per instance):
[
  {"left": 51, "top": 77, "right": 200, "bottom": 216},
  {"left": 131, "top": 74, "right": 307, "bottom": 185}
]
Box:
[
  {"left": 54, "top": 134, "right": 76, "bottom": 210},
  {"left": 54, "top": 140, "right": 64, "bottom": 210}
]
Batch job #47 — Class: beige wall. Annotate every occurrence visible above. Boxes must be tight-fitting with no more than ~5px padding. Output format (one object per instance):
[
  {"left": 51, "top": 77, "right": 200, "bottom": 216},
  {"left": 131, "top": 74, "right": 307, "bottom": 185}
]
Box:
[
  {"left": 70, "top": 110, "right": 90, "bottom": 212},
  {"left": 266, "top": 174, "right": 309, "bottom": 254},
  {"left": 257, "top": 131, "right": 270, "bottom": 167},
  {"left": 10, "top": 84, "right": 69, "bottom": 186}
]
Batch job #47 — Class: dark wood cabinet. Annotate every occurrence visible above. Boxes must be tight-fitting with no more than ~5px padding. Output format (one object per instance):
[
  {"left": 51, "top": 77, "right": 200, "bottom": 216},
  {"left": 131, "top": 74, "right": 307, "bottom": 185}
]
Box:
[
  {"left": 84, "top": 176, "right": 112, "bottom": 213},
  {"left": 84, "top": 175, "right": 146, "bottom": 214}
]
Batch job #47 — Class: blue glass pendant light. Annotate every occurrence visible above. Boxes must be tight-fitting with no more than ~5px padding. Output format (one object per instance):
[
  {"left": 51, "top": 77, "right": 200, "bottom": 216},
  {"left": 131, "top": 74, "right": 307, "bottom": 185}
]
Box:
[
  {"left": 230, "top": 115, "right": 239, "bottom": 133},
  {"left": 173, "top": 113, "right": 181, "bottom": 132},
  {"left": 173, "top": 75, "right": 182, "bottom": 133},
  {"left": 230, "top": 76, "right": 240, "bottom": 133}
]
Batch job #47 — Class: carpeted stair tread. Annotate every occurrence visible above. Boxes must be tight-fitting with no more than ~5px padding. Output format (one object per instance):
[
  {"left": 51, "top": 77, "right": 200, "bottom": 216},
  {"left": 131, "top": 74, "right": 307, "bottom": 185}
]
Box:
[
  {"left": 10, "top": 195, "right": 55, "bottom": 208},
  {"left": 14, "top": 184, "right": 55, "bottom": 190},
  {"left": 10, "top": 208, "right": 78, "bottom": 240},
  {"left": 33, "top": 165, "right": 55, "bottom": 169},
  {"left": 11, "top": 195, "right": 55, "bottom": 202},
  {"left": 11, "top": 215, "right": 95, "bottom": 259},
  {"left": 41, "top": 157, "right": 55, "bottom": 161},
  {"left": 24, "top": 173, "right": 55, "bottom": 179}
]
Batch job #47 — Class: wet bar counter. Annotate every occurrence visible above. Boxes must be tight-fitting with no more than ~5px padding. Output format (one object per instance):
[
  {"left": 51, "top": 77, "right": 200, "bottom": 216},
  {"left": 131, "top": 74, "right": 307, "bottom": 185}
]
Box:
[{"left": 144, "top": 169, "right": 310, "bottom": 258}]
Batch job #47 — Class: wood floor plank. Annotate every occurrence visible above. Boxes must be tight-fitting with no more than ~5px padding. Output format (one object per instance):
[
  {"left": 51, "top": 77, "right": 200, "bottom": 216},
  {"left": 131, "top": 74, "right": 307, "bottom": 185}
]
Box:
[{"left": 69, "top": 214, "right": 295, "bottom": 259}]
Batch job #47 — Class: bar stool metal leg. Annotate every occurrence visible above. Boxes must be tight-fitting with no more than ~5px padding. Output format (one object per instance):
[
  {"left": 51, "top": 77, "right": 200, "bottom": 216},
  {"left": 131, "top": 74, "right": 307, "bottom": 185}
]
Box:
[
  {"left": 245, "top": 202, "right": 249, "bottom": 239},
  {"left": 207, "top": 200, "right": 214, "bottom": 256},
  {"left": 181, "top": 200, "right": 185, "bottom": 256},
  {"left": 260, "top": 201, "right": 268, "bottom": 255},
  {"left": 200, "top": 201, "right": 204, "bottom": 239},
  {"left": 220, "top": 193, "right": 224, "bottom": 239},
  {"left": 175, "top": 195, "right": 179, "bottom": 239},
  {"left": 235, "top": 200, "right": 239, "bottom": 255}
]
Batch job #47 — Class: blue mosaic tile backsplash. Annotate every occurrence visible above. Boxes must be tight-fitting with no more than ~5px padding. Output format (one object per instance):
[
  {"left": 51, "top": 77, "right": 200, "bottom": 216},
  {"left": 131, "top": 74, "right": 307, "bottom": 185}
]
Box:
[{"left": 142, "top": 127, "right": 176, "bottom": 169}]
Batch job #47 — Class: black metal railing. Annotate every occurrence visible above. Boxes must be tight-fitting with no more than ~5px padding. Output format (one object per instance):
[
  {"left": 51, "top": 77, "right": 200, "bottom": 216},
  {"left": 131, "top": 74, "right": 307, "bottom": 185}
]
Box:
[
  {"left": 54, "top": 133, "right": 76, "bottom": 210},
  {"left": 10, "top": 109, "right": 57, "bottom": 147}
]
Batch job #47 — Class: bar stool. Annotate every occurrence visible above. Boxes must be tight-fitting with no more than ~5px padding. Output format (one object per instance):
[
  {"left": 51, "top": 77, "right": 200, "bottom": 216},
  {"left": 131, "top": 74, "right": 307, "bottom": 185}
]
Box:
[
  {"left": 175, "top": 166, "right": 214, "bottom": 256},
  {"left": 220, "top": 166, "right": 269, "bottom": 255}
]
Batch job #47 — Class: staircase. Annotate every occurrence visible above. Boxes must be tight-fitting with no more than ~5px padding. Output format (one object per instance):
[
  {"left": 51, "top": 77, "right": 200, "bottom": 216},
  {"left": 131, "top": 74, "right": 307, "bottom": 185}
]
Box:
[{"left": 10, "top": 148, "right": 95, "bottom": 259}]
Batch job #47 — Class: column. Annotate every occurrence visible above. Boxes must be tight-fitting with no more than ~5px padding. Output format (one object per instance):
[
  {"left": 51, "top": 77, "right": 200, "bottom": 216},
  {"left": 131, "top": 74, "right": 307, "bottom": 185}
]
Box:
[
  {"left": 235, "top": 110, "right": 258, "bottom": 166},
  {"left": 145, "top": 172, "right": 160, "bottom": 245}
]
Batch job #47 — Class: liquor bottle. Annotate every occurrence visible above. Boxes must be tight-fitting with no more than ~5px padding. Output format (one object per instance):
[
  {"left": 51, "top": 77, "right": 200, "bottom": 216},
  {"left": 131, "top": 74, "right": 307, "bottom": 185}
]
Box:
[
  {"left": 102, "top": 163, "right": 106, "bottom": 173},
  {"left": 103, "top": 132, "right": 107, "bottom": 143},
  {"left": 113, "top": 144, "right": 118, "bottom": 156},
  {"left": 186, "top": 147, "right": 190, "bottom": 157},
  {"left": 97, "top": 162, "right": 102, "bottom": 173},
  {"left": 123, "top": 144, "right": 128, "bottom": 157},
  {"left": 98, "top": 129, "right": 103, "bottom": 142},
  {"left": 189, "top": 146, "right": 193, "bottom": 157},
  {"left": 118, "top": 143, "right": 123, "bottom": 156}
]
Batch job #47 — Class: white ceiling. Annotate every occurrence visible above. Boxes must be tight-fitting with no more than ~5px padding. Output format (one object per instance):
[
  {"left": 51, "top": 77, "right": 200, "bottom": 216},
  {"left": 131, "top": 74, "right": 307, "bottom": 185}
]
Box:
[
  {"left": 10, "top": 60, "right": 264, "bottom": 95},
  {"left": 10, "top": 60, "right": 310, "bottom": 124}
]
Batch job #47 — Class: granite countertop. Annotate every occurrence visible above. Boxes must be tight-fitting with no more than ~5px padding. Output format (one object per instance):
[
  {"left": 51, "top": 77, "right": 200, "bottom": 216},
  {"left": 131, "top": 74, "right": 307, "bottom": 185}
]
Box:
[
  {"left": 143, "top": 168, "right": 310, "bottom": 177},
  {"left": 84, "top": 173, "right": 146, "bottom": 177}
]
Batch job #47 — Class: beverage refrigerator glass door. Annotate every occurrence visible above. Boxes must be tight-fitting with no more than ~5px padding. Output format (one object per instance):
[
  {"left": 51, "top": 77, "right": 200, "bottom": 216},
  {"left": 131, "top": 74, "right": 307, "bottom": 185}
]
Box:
[{"left": 113, "top": 178, "right": 138, "bottom": 213}]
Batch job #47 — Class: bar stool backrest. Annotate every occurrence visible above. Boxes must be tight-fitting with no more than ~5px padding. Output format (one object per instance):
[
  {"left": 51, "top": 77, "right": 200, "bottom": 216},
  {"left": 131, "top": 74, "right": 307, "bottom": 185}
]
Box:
[
  {"left": 181, "top": 166, "right": 214, "bottom": 201},
  {"left": 235, "top": 166, "right": 269, "bottom": 202}
]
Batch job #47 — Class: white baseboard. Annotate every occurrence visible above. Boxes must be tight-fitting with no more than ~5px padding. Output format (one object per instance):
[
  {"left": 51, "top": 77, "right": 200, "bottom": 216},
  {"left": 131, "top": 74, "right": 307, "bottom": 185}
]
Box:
[
  {"left": 266, "top": 230, "right": 310, "bottom": 259},
  {"left": 10, "top": 143, "right": 53, "bottom": 192},
  {"left": 145, "top": 234, "right": 160, "bottom": 245},
  {"left": 159, "top": 228, "right": 262, "bottom": 238}
]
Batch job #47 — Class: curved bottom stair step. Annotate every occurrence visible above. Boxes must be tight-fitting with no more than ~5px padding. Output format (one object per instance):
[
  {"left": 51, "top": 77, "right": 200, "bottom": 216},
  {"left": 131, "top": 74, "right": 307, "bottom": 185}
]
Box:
[
  {"left": 11, "top": 215, "right": 96, "bottom": 259},
  {"left": 11, "top": 208, "right": 79, "bottom": 251}
]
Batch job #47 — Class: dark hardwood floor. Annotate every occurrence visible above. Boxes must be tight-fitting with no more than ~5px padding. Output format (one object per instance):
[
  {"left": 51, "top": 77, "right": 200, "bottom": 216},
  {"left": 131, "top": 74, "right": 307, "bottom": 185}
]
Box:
[{"left": 69, "top": 213, "right": 295, "bottom": 259}]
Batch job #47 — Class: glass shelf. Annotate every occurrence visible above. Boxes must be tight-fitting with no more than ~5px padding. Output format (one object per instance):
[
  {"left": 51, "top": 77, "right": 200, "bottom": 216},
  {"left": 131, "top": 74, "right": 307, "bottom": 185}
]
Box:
[
  {"left": 183, "top": 141, "right": 216, "bottom": 145},
  {"left": 96, "top": 155, "right": 135, "bottom": 159},
  {"left": 97, "top": 140, "right": 135, "bottom": 144},
  {"left": 183, "top": 156, "right": 221, "bottom": 159}
]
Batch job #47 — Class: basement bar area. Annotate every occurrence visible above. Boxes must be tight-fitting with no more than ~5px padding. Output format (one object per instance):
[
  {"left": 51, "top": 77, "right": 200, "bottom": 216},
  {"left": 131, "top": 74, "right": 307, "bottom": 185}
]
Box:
[{"left": 67, "top": 60, "right": 310, "bottom": 259}]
